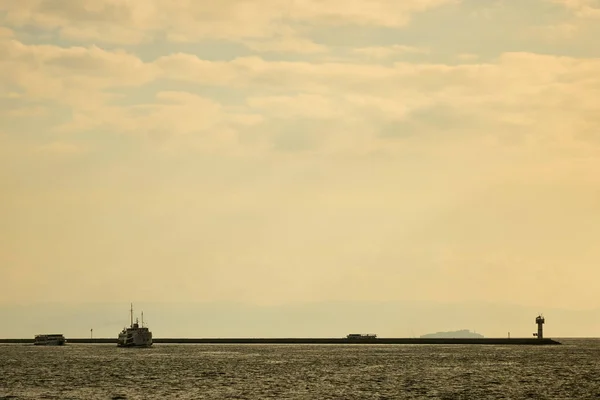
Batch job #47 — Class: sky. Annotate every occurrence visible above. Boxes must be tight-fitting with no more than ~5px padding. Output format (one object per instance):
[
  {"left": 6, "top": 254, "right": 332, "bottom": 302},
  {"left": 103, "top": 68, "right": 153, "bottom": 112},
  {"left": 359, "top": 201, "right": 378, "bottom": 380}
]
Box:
[{"left": 1, "top": 0, "right": 600, "bottom": 338}]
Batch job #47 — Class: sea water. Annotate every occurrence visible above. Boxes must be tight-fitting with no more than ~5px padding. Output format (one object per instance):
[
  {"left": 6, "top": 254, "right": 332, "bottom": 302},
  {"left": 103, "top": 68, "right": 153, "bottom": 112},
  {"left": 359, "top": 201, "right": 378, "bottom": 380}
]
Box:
[{"left": 1, "top": 339, "right": 599, "bottom": 399}]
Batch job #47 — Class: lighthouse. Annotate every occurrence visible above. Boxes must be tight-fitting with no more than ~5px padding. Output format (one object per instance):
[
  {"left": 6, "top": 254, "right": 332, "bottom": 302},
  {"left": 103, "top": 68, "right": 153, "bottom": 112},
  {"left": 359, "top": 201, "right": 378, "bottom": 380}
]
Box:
[{"left": 533, "top": 314, "right": 544, "bottom": 340}]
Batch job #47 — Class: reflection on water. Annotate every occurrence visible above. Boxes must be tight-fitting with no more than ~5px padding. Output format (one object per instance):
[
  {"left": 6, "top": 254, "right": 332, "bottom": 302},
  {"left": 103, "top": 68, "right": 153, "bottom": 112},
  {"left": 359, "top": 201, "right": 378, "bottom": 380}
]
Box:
[{"left": 0, "top": 339, "right": 599, "bottom": 399}]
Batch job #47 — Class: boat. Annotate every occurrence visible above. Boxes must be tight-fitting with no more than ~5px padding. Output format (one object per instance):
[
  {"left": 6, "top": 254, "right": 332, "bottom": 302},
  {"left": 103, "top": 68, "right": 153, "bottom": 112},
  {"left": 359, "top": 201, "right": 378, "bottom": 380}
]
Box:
[
  {"left": 34, "top": 334, "right": 66, "bottom": 346},
  {"left": 117, "top": 304, "right": 152, "bottom": 347},
  {"left": 346, "top": 333, "right": 377, "bottom": 340}
]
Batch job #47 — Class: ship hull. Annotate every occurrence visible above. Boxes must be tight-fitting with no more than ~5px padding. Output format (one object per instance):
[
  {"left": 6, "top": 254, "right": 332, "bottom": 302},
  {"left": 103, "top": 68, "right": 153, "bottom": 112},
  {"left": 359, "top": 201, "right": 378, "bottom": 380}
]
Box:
[
  {"left": 33, "top": 340, "right": 65, "bottom": 346},
  {"left": 117, "top": 329, "right": 152, "bottom": 348},
  {"left": 117, "top": 343, "right": 152, "bottom": 348}
]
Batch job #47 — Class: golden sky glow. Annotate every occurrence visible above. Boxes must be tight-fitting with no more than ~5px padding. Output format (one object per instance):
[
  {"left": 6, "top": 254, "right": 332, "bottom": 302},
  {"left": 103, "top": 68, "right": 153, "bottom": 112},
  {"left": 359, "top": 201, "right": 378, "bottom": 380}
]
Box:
[{"left": 1, "top": 0, "right": 600, "bottom": 336}]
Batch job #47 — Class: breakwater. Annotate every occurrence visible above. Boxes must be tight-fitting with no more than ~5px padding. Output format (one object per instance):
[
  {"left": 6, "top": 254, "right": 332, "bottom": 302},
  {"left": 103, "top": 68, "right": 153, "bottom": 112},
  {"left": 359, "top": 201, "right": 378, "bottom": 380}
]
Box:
[{"left": 0, "top": 338, "right": 561, "bottom": 345}]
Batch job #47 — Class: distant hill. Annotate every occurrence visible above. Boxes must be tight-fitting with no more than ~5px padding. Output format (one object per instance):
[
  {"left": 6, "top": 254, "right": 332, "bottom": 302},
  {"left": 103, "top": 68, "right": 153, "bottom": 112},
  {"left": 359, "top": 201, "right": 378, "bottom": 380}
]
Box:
[{"left": 420, "top": 329, "right": 484, "bottom": 339}]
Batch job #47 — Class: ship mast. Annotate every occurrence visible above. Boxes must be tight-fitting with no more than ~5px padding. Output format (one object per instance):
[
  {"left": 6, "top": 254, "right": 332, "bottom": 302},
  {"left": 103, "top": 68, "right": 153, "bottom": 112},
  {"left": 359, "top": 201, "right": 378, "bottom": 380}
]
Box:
[
  {"left": 130, "top": 303, "right": 133, "bottom": 327},
  {"left": 141, "top": 311, "right": 144, "bottom": 328}
]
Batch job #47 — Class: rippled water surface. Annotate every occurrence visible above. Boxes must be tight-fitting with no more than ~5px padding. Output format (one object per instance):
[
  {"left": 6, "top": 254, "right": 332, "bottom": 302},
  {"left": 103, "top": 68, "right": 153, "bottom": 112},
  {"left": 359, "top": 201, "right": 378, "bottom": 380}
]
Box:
[{"left": 1, "top": 339, "right": 599, "bottom": 399}]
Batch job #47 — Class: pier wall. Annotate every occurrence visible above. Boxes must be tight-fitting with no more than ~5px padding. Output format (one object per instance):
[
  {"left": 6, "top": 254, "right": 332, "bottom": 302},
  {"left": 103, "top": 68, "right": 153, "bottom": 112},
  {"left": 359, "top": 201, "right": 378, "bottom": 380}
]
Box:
[{"left": 0, "top": 338, "right": 561, "bottom": 345}]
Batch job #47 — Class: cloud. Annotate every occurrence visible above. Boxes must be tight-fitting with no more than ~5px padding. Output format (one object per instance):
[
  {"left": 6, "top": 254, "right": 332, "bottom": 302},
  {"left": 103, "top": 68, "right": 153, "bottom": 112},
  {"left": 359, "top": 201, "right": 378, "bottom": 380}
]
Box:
[
  {"left": 154, "top": 51, "right": 600, "bottom": 120},
  {"left": 1, "top": 105, "right": 48, "bottom": 118},
  {"left": 531, "top": 22, "right": 580, "bottom": 39},
  {"left": 61, "top": 91, "right": 226, "bottom": 136},
  {"left": 352, "top": 45, "right": 430, "bottom": 60},
  {"left": 3, "top": 28, "right": 600, "bottom": 158},
  {"left": 241, "top": 36, "right": 328, "bottom": 54},
  {"left": 0, "top": 0, "right": 457, "bottom": 44},
  {"left": 0, "top": 26, "right": 13, "bottom": 38},
  {"left": 3, "top": 0, "right": 600, "bottom": 315},
  {"left": 284, "top": 0, "right": 457, "bottom": 27},
  {"left": 154, "top": 53, "right": 237, "bottom": 86},
  {"left": 532, "top": 1, "right": 600, "bottom": 43},
  {"left": 456, "top": 53, "right": 480, "bottom": 61},
  {"left": 0, "top": 38, "right": 159, "bottom": 111},
  {"left": 247, "top": 94, "right": 343, "bottom": 120},
  {"left": 549, "top": 0, "right": 600, "bottom": 17},
  {"left": 35, "top": 141, "right": 87, "bottom": 155},
  {"left": 0, "top": 0, "right": 152, "bottom": 44}
]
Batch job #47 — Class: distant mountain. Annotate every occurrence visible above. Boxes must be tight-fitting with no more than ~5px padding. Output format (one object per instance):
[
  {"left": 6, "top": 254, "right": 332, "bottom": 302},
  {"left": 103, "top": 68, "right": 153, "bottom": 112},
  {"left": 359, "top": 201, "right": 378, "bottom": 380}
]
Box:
[{"left": 420, "top": 329, "right": 484, "bottom": 339}]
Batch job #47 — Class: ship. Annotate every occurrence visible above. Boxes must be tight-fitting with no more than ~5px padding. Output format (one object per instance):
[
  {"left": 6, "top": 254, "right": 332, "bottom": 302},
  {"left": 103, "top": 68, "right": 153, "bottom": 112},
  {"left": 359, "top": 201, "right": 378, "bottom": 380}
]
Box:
[
  {"left": 117, "top": 304, "right": 152, "bottom": 347},
  {"left": 34, "top": 334, "right": 66, "bottom": 346},
  {"left": 346, "top": 333, "right": 377, "bottom": 340}
]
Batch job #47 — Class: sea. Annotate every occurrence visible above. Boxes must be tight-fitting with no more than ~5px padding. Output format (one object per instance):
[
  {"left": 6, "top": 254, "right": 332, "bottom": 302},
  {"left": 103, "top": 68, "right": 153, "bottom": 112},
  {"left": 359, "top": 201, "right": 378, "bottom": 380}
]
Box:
[{"left": 1, "top": 339, "right": 599, "bottom": 399}]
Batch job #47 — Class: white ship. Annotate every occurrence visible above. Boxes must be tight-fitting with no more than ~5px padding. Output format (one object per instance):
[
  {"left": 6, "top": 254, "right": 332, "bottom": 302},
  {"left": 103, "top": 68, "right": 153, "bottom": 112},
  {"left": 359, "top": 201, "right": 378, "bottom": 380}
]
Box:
[
  {"left": 117, "top": 304, "right": 152, "bottom": 347},
  {"left": 34, "top": 334, "right": 66, "bottom": 345}
]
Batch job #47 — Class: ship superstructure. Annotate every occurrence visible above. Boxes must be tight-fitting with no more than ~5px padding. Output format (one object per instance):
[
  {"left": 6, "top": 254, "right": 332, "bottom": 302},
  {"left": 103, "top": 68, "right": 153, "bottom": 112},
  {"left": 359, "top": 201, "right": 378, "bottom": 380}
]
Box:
[{"left": 117, "top": 304, "right": 152, "bottom": 347}]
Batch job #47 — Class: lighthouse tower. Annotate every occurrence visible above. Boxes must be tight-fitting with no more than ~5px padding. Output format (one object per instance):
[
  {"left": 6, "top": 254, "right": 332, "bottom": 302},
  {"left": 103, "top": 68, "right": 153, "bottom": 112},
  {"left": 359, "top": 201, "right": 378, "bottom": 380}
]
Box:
[{"left": 534, "top": 314, "right": 545, "bottom": 340}]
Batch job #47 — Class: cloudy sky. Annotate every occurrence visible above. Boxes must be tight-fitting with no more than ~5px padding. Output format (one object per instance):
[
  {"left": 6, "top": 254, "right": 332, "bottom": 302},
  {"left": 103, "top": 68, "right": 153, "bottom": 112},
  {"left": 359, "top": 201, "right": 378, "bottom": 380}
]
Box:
[{"left": 1, "top": 1, "right": 600, "bottom": 336}]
